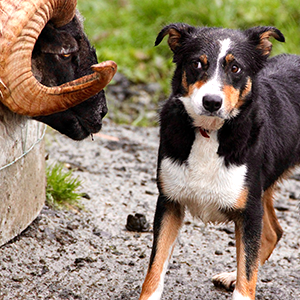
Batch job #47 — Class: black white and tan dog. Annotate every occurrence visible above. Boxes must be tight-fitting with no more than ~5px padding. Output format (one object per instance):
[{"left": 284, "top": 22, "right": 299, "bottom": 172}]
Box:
[{"left": 139, "top": 23, "right": 300, "bottom": 300}]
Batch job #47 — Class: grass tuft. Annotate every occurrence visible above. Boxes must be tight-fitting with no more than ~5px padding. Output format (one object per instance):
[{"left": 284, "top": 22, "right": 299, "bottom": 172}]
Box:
[{"left": 46, "top": 163, "right": 83, "bottom": 210}]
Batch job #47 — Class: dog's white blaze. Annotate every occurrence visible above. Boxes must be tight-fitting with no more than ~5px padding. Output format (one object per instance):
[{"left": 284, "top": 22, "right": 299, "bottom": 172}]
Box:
[
  {"left": 232, "top": 290, "right": 251, "bottom": 300},
  {"left": 160, "top": 131, "right": 247, "bottom": 223},
  {"left": 147, "top": 244, "right": 174, "bottom": 300},
  {"left": 181, "top": 38, "right": 232, "bottom": 129},
  {"left": 218, "top": 38, "right": 232, "bottom": 62}
]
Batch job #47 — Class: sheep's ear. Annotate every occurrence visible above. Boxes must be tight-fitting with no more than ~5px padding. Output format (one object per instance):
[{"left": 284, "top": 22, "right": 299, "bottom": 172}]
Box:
[
  {"left": 155, "top": 23, "right": 195, "bottom": 52},
  {"left": 244, "top": 26, "right": 285, "bottom": 57}
]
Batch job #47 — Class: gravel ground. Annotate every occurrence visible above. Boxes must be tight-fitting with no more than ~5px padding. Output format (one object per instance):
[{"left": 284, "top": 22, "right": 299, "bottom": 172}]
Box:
[{"left": 0, "top": 119, "right": 300, "bottom": 300}]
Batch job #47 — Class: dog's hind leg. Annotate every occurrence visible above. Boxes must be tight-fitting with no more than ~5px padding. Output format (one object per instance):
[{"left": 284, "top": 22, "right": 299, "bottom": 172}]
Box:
[
  {"left": 260, "top": 186, "right": 283, "bottom": 264},
  {"left": 139, "top": 195, "right": 184, "bottom": 300}
]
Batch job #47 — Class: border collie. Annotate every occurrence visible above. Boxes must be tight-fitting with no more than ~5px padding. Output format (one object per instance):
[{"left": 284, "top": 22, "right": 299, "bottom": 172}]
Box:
[{"left": 139, "top": 23, "right": 300, "bottom": 300}]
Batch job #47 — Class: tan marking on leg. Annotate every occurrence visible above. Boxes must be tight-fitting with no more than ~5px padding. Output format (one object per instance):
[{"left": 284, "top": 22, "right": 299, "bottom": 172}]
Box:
[
  {"left": 234, "top": 188, "right": 248, "bottom": 210},
  {"left": 260, "top": 186, "right": 283, "bottom": 264},
  {"left": 140, "top": 208, "right": 184, "bottom": 299},
  {"left": 234, "top": 222, "right": 259, "bottom": 300}
]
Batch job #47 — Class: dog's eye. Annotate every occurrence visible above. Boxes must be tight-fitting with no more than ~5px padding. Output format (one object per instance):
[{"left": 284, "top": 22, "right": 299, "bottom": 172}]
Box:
[
  {"left": 192, "top": 61, "right": 202, "bottom": 70},
  {"left": 231, "top": 65, "right": 241, "bottom": 74}
]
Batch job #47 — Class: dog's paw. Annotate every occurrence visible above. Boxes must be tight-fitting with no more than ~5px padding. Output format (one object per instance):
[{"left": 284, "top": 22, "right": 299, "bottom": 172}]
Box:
[{"left": 212, "top": 270, "right": 236, "bottom": 291}]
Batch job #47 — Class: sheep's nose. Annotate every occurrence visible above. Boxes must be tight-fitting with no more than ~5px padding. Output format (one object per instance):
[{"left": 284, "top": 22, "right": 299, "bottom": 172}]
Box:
[{"left": 202, "top": 95, "right": 222, "bottom": 113}]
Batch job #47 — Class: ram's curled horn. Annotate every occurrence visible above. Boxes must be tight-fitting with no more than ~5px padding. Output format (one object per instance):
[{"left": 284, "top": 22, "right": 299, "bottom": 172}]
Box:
[{"left": 0, "top": 0, "right": 117, "bottom": 116}]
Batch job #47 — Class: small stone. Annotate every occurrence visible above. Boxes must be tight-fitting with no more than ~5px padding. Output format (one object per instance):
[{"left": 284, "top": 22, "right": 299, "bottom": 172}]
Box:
[
  {"left": 12, "top": 276, "right": 24, "bottom": 282},
  {"left": 261, "top": 277, "right": 272, "bottom": 283},
  {"left": 274, "top": 205, "right": 289, "bottom": 211},
  {"left": 125, "top": 213, "right": 150, "bottom": 232},
  {"left": 81, "top": 193, "right": 91, "bottom": 200},
  {"left": 139, "top": 252, "right": 146, "bottom": 259}
]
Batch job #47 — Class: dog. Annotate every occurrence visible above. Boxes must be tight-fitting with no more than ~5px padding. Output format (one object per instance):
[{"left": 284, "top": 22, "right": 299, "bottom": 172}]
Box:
[{"left": 139, "top": 23, "right": 300, "bottom": 300}]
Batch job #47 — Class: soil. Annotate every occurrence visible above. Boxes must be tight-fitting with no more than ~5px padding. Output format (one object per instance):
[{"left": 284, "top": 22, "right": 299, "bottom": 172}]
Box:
[{"left": 0, "top": 119, "right": 299, "bottom": 300}]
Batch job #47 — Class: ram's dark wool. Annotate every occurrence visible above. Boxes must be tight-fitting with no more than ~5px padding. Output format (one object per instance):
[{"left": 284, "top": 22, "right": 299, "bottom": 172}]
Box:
[{"left": 34, "top": 13, "right": 108, "bottom": 140}]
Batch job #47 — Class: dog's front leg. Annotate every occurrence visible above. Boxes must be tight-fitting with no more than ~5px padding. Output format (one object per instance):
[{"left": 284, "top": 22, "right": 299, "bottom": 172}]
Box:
[
  {"left": 233, "top": 204, "right": 263, "bottom": 300},
  {"left": 139, "top": 195, "right": 184, "bottom": 300}
]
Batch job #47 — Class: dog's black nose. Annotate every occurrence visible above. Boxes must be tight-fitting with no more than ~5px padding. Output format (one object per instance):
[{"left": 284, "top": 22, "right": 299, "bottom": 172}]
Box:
[{"left": 202, "top": 95, "right": 222, "bottom": 113}]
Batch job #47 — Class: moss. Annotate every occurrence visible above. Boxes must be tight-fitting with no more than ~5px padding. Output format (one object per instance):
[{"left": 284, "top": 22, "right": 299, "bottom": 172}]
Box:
[{"left": 46, "top": 163, "right": 83, "bottom": 210}]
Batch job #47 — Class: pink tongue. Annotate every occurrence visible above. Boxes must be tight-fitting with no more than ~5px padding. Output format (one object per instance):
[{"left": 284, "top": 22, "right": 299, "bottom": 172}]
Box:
[{"left": 199, "top": 127, "right": 210, "bottom": 138}]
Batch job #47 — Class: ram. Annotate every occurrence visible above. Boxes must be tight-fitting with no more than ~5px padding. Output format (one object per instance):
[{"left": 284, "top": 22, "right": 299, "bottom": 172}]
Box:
[{"left": 0, "top": 0, "right": 117, "bottom": 140}]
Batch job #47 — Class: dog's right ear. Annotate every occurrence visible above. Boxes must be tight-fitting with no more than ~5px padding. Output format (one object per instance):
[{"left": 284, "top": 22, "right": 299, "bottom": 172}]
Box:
[{"left": 155, "top": 23, "right": 195, "bottom": 52}]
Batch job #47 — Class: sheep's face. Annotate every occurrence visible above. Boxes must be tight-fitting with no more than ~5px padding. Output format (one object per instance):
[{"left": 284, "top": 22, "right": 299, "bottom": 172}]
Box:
[{"left": 33, "top": 15, "right": 108, "bottom": 140}]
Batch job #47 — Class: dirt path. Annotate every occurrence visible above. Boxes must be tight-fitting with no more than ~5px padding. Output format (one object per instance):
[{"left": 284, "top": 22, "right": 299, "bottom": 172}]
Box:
[{"left": 0, "top": 119, "right": 299, "bottom": 299}]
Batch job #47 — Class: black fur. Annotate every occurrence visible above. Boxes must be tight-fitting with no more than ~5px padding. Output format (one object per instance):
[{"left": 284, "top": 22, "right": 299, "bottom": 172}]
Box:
[{"left": 158, "top": 98, "right": 195, "bottom": 165}]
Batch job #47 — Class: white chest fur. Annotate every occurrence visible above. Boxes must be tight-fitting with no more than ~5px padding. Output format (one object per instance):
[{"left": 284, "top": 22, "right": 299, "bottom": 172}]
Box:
[{"left": 159, "top": 131, "right": 247, "bottom": 223}]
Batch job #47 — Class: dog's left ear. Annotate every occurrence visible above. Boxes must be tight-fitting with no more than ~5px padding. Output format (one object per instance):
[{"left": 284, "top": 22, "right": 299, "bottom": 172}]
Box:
[
  {"left": 155, "top": 23, "right": 196, "bottom": 52},
  {"left": 244, "top": 26, "right": 285, "bottom": 57}
]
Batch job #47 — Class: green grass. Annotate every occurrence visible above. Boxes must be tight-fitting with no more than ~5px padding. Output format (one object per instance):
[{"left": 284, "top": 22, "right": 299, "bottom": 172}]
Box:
[
  {"left": 78, "top": 0, "right": 300, "bottom": 96},
  {"left": 46, "top": 163, "right": 83, "bottom": 210}
]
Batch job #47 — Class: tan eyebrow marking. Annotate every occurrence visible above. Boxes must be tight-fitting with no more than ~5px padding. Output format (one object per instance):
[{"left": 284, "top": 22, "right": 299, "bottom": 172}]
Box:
[
  {"left": 225, "top": 53, "right": 235, "bottom": 64},
  {"left": 199, "top": 54, "right": 208, "bottom": 66}
]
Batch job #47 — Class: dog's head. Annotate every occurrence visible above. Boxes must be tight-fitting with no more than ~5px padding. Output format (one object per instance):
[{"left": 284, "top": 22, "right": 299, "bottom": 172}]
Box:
[{"left": 156, "top": 24, "right": 285, "bottom": 131}]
